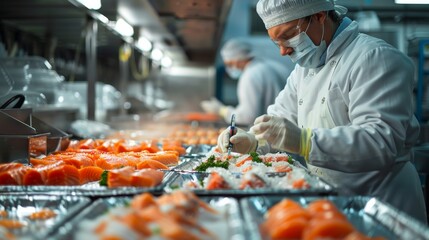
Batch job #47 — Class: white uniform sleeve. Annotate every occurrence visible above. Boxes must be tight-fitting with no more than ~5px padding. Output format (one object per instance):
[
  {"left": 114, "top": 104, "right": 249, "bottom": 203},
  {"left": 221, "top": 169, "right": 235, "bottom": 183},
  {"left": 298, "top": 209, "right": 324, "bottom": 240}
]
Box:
[{"left": 309, "top": 46, "right": 418, "bottom": 173}]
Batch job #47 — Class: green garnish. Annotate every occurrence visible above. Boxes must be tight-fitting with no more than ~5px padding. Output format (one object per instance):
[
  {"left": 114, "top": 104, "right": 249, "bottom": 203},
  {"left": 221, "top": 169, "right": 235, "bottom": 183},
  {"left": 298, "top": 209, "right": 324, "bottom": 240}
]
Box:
[
  {"left": 152, "top": 226, "right": 161, "bottom": 235},
  {"left": 99, "top": 170, "right": 108, "bottom": 186},
  {"left": 250, "top": 152, "right": 263, "bottom": 163},
  {"left": 287, "top": 155, "right": 293, "bottom": 164},
  {"left": 194, "top": 155, "right": 229, "bottom": 171},
  {"left": 250, "top": 152, "right": 271, "bottom": 167}
]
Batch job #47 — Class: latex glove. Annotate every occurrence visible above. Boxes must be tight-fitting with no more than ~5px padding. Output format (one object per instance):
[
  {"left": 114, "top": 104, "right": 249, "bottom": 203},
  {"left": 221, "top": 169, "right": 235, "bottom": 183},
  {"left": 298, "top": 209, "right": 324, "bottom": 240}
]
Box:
[
  {"left": 250, "top": 115, "right": 312, "bottom": 158},
  {"left": 200, "top": 98, "right": 224, "bottom": 114},
  {"left": 217, "top": 127, "right": 258, "bottom": 154}
]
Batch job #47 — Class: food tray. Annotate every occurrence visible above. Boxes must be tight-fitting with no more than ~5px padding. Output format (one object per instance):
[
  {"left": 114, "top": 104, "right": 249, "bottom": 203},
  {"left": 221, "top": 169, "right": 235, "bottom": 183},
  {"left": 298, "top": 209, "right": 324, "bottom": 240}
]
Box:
[
  {"left": 0, "top": 194, "right": 90, "bottom": 240},
  {"left": 0, "top": 171, "right": 174, "bottom": 197},
  {"left": 241, "top": 196, "right": 429, "bottom": 240},
  {"left": 49, "top": 195, "right": 246, "bottom": 240},
  {"left": 164, "top": 171, "right": 335, "bottom": 196},
  {"left": 173, "top": 155, "right": 307, "bottom": 172},
  {"left": 173, "top": 158, "right": 203, "bottom": 171}
]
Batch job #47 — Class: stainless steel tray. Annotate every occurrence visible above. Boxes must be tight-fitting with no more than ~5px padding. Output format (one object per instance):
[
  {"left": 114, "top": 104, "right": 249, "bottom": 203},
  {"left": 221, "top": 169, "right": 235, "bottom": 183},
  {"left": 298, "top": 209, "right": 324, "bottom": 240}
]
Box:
[
  {"left": 174, "top": 155, "right": 308, "bottom": 172},
  {"left": 164, "top": 171, "right": 335, "bottom": 196},
  {"left": 173, "top": 158, "right": 203, "bottom": 171},
  {"left": 0, "top": 171, "right": 174, "bottom": 197},
  {"left": 0, "top": 194, "right": 90, "bottom": 240},
  {"left": 49, "top": 195, "right": 246, "bottom": 240},
  {"left": 184, "top": 144, "right": 214, "bottom": 157},
  {"left": 241, "top": 196, "right": 429, "bottom": 240}
]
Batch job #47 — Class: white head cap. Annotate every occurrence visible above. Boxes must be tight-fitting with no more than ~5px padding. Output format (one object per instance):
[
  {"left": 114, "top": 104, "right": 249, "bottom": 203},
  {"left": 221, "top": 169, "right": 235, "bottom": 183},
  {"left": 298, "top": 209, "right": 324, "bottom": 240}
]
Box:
[
  {"left": 256, "top": 0, "right": 347, "bottom": 29},
  {"left": 220, "top": 39, "right": 254, "bottom": 62}
]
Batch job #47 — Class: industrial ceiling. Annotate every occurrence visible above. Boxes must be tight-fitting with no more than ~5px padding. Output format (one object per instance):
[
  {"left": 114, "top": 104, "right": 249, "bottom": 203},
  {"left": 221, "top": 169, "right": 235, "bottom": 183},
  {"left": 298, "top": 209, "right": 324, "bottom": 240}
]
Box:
[
  {"left": 0, "top": 0, "right": 232, "bottom": 65},
  {"left": 0, "top": 0, "right": 428, "bottom": 66}
]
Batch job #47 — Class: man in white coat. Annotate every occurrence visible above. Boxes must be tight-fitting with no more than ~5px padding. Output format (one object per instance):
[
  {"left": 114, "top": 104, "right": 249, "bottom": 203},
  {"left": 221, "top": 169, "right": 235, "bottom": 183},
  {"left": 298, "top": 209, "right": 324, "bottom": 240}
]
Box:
[
  {"left": 217, "top": 0, "right": 427, "bottom": 223},
  {"left": 201, "top": 39, "right": 292, "bottom": 126}
]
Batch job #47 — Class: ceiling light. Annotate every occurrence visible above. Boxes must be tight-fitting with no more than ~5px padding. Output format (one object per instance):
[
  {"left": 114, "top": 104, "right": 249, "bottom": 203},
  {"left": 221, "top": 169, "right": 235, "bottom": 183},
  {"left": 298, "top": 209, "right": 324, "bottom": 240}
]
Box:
[
  {"left": 161, "top": 56, "right": 173, "bottom": 68},
  {"left": 76, "top": 0, "right": 101, "bottom": 10},
  {"left": 93, "top": 12, "right": 109, "bottom": 24},
  {"left": 137, "top": 37, "right": 152, "bottom": 52},
  {"left": 151, "top": 49, "right": 164, "bottom": 61},
  {"left": 395, "top": 0, "right": 429, "bottom": 4},
  {"left": 114, "top": 18, "right": 134, "bottom": 37}
]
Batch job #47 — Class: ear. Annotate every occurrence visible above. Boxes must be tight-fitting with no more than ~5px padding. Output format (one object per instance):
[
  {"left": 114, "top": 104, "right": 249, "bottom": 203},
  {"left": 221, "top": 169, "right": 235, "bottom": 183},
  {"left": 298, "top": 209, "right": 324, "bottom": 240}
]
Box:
[{"left": 313, "top": 12, "right": 327, "bottom": 24}]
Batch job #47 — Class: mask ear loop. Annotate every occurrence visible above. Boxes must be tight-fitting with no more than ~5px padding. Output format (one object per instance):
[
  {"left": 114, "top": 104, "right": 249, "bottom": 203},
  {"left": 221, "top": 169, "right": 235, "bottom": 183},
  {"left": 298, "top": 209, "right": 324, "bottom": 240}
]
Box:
[
  {"left": 304, "top": 17, "right": 312, "bottom": 33},
  {"left": 296, "top": 18, "right": 303, "bottom": 33},
  {"left": 319, "top": 11, "right": 327, "bottom": 45}
]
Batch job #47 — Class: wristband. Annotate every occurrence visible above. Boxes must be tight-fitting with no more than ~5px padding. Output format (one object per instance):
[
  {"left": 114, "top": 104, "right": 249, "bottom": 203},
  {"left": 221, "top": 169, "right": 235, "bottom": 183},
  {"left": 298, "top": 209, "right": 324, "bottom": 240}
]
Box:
[{"left": 299, "top": 128, "right": 312, "bottom": 161}]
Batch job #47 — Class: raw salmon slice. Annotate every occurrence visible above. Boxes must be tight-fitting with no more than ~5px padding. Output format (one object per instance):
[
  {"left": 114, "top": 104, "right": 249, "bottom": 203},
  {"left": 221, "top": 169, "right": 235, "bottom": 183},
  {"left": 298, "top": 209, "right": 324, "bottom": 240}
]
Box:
[
  {"left": 235, "top": 155, "right": 252, "bottom": 167},
  {"left": 239, "top": 173, "right": 267, "bottom": 189},
  {"left": 156, "top": 216, "right": 201, "bottom": 240},
  {"left": 151, "top": 152, "right": 179, "bottom": 166},
  {"left": 306, "top": 199, "right": 340, "bottom": 215},
  {"left": 119, "top": 213, "right": 151, "bottom": 237},
  {"left": 0, "top": 163, "right": 24, "bottom": 173},
  {"left": 30, "top": 158, "right": 56, "bottom": 166},
  {"left": 74, "top": 139, "right": 101, "bottom": 149},
  {"left": 79, "top": 166, "right": 104, "bottom": 184},
  {"left": 303, "top": 218, "right": 355, "bottom": 240},
  {"left": 344, "top": 231, "right": 386, "bottom": 240},
  {"left": 269, "top": 217, "right": 308, "bottom": 239},
  {"left": 140, "top": 139, "right": 160, "bottom": 153},
  {"left": 136, "top": 159, "right": 169, "bottom": 170},
  {"left": 130, "top": 169, "right": 164, "bottom": 187},
  {"left": 0, "top": 172, "right": 18, "bottom": 185},
  {"left": 274, "top": 165, "right": 292, "bottom": 172},
  {"left": 266, "top": 199, "right": 303, "bottom": 218},
  {"left": 23, "top": 169, "right": 44, "bottom": 185},
  {"left": 96, "top": 139, "right": 123, "bottom": 152},
  {"left": 43, "top": 153, "right": 95, "bottom": 169},
  {"left": 46, "top": 164, "right": 80, "bottom": 185},
  {"left": 264, "top": 208, "right": 311, "bottom": 230},
  {"left": 96, "top": 154, "right": 135, "bottom": 170},
  {"left": 205, "top": 172, "right": 231, "bottom": 190},
  {"left": 292, "top": 178, "right": 310, "bottom": 189},
  {"left": 116, "top": 140, "right": 143, "bottom": 153},
  {"left": 131, "top": 192, "right": 157, "bottom": 210},
  {"left": 34, "top": 161, "right": 66, "bottom": 183},
  {"left": 261, "top": 154, "right": 290, "bottom": 163},
  {"left": 0, "top": 166, "right": 41, "bottom": 185},
  {"left": 107, "top": 166, "right": 134, "bottom": 187}
]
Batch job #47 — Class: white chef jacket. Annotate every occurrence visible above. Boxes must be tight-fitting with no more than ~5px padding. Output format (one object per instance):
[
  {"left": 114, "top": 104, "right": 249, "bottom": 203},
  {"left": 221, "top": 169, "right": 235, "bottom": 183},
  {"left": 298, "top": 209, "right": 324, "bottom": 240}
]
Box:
[
  {"left": 223, "top": 57, "right": 291, "bottom": 126},
  {"left": 266, "top": 20, "right": 427, "bottom": 223}
]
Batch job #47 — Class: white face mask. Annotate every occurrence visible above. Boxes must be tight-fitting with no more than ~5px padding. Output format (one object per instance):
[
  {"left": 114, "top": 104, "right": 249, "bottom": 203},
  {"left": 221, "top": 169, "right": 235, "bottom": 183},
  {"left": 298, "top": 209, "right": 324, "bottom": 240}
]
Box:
[
  {"left": 226, "top": 67, "right": 242, "bottom": 79},
  {"left": 285, "top": 18, "right": 327, "bottom": 68}
]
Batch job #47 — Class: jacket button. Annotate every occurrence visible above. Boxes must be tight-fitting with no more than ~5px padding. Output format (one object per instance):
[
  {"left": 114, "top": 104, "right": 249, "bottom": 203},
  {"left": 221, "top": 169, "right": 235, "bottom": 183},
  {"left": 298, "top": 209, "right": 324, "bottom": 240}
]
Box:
[
  {"left": 330, "top": 60, "right": 336, "bottom": 66},
  {"left": 299, "top": 99, "right": 303, "bottom": 105}
]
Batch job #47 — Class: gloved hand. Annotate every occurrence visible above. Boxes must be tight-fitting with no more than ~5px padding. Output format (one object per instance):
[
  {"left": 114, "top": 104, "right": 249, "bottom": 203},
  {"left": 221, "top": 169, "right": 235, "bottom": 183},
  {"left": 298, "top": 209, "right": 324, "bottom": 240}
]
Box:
[
  {"left": 217, "top": 127, "right": 258, "bottom": 154},
  {"left": 200, "top": 98, "right": 224, "bottom": 114},
  {"left": 250, "top": 115, "right": 312, "bottom": 158}
]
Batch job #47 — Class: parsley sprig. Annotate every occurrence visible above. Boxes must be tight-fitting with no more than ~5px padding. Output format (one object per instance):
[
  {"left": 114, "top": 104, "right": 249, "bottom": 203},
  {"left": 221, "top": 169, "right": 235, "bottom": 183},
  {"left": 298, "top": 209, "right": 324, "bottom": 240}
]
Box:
[{"left": 194, "top": 155, "right": 229, "bottom": 172}]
